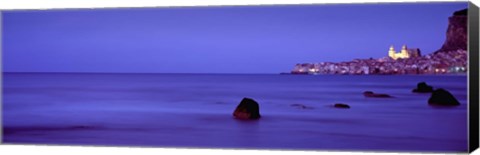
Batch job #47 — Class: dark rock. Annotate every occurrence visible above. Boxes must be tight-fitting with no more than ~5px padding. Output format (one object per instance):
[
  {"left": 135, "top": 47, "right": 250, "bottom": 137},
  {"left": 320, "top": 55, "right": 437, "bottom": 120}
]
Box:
[
  {"left": 436, "top": 8, "right": 468, "bottom": 53},
  {"left": 428, "top": 88, "right": 460, "bottom": 106},
  {"left": 453, "top": 9, "right": 468, "bottom": 16},
  {"left": 333, "top": 103, "right": 350, "bottom": 109},
  {"left": 363, "top": 91, "right": 393, "bottom": 98},
  {"left": 233, "top": 98, "right": 261, "bottom": 119},
  {"left": 412, "top": 82, "right": 434, "bottom": 93},
  {"left": 290, "top": 103, "right": 314, "bottom": 109}
]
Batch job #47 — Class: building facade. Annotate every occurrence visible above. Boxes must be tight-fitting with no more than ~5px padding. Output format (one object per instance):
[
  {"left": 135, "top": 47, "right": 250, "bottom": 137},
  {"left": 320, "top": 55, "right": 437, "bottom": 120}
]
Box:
[{"left": 388, "top": 45, "right": 410, "bottom": 60}]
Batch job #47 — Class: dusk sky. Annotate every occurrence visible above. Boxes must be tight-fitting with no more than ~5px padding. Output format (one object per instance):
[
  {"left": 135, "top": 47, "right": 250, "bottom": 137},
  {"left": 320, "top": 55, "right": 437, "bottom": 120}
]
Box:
[{"left": 2, "top": 2, "right": 468, "bottom": 73}]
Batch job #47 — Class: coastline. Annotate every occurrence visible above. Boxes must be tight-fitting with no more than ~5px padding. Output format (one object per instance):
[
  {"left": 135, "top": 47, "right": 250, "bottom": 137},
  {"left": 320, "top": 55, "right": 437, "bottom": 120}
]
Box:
[
  {"left": 285, "top": 73, "right": 468, "bottom": 76},
  {"left": 2, "top": 71, "right": 468, "bottom": 76}
]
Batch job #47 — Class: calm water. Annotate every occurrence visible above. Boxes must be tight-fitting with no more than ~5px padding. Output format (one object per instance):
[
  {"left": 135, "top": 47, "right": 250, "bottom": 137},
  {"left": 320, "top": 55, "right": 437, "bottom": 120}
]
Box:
[{"left": 2, "top": 73, "right": 468, "bottom": 152}]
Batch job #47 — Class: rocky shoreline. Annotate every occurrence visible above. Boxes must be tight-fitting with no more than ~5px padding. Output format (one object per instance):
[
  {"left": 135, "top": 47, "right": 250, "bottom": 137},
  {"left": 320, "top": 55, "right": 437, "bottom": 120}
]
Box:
[{"left": 235, "top": 81, "right": 461, "bottom": 120}]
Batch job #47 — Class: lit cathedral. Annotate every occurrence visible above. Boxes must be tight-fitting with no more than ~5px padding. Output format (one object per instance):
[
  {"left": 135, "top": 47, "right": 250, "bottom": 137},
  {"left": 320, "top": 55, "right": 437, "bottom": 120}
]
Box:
[{"left": 388, "top": 45, "right": 421, "bottom": 60}]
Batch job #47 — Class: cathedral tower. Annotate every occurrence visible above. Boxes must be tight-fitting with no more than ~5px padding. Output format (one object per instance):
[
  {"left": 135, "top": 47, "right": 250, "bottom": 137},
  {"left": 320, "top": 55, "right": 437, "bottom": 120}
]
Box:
[
  {"left": 388, "top": 45, "right": 396, "bottom": 59},
  {"left": 400, "top": 45, "right": 410, "bottom": 57}
]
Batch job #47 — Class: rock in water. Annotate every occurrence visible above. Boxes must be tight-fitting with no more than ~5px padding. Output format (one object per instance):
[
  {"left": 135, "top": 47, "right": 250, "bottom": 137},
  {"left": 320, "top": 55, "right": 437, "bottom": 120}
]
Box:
[
  {"left": 363, "top": 91, "right": 393, "bottom": 98},
  {"left": 428, "top": 89, "right": 460, "bottom": 106},
  {"left": 233, "top": 98, "right": 261, "bottom": 119},
  {"left": 333, "top": 103, "right": 350, "bottom": 109},
  {"left": 412, "top": 82, "right": 434, "bottom": 93},
  {"left": 290, "top": 103, "right": 314, "bottom": 109}
]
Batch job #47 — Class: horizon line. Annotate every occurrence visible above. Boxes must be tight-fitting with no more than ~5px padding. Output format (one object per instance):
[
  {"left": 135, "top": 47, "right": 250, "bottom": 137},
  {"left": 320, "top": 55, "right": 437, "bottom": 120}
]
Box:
[{"left": 1, "top": 71, "right": 285, "bottom": 75}]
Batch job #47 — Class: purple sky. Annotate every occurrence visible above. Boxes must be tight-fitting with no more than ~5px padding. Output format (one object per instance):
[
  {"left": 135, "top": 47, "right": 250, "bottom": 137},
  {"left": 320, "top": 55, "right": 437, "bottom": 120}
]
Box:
[{"left": 2, "top": 2, "right": 468, "bottom": 73}]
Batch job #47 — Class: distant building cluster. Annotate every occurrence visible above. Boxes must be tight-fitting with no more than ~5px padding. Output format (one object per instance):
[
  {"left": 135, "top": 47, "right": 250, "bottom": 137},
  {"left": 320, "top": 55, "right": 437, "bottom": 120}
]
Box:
[{"left": 291, "top": 46, "right": 467, "bottom": 75}]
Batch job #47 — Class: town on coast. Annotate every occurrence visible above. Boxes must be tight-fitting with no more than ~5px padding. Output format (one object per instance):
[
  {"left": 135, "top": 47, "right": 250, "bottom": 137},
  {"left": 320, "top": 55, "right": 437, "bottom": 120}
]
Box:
[{"left": 290, "top": 9, "right": 468, "bottom": 75}]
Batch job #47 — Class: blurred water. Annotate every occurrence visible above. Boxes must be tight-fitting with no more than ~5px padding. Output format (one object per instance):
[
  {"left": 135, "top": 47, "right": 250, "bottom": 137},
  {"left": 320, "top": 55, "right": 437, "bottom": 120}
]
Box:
[{"left": 2, "top": 73, "right": 468, "bottom": 152}]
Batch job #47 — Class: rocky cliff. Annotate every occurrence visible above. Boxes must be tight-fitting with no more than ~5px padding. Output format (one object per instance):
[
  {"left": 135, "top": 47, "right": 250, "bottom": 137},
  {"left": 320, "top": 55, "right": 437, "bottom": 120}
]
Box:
[{"left": 437, "top": 8, "right": 468, "bottom": 53}]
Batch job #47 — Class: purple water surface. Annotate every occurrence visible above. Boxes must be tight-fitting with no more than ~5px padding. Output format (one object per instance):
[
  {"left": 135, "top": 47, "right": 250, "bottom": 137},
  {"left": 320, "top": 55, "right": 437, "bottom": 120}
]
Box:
[{"left": 2, "top": 73, "right": 468, "bottom": 152}]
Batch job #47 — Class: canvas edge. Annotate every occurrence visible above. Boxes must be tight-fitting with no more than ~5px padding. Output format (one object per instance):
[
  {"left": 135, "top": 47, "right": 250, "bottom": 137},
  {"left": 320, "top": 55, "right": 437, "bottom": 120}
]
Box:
[
  {"left": 0, "top": 1, "right": 476, "bottom": 154},
  {"left": 468, "top": 1, "right": 480, "bottom": 153},
  {"left": 0, "top": 1, "right": 469, "bottom": 12},
  {"left": 0, "top": 10, "right": 4, "bottom": 145}
]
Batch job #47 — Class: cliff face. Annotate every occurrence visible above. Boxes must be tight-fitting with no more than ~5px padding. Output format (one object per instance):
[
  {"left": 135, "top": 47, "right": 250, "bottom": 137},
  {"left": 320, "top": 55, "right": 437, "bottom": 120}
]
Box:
[{"left": 438, "top": 9, "right": 468, "bottom": 52}]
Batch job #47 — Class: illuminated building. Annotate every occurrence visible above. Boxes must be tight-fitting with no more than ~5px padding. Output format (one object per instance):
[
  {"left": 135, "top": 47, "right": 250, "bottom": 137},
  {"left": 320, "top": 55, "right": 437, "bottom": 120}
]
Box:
[{"left": 388, "top": 45, "right": 410, "bottom": 60}]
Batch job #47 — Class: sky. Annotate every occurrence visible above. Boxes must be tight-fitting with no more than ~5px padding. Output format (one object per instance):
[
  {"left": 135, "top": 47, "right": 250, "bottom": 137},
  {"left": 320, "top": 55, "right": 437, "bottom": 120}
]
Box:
[{"left": 2, "top": 2, "right": 468, "bottom": 73}]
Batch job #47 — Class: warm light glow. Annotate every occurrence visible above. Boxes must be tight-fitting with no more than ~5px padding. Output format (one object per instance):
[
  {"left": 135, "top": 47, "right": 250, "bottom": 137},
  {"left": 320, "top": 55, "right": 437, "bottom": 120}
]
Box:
[{"left": 388, "top": 45, "right": 410, "bottom": 60}]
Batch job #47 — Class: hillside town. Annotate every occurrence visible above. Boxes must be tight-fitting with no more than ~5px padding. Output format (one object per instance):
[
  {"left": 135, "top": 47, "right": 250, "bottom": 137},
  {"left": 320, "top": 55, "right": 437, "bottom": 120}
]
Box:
[
  {"left": 290, "top": 8, "right": 468, "bottom": 75},
  {"left": 291, "top": 46, "right": 467, "bottom": 75}
]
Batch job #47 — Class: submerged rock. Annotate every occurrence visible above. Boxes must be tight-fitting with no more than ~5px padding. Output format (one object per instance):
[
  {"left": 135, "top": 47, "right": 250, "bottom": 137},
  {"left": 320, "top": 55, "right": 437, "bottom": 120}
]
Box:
[
  {"left": 290, "top": 103, "right": 314, "bottom": 109},
  {"left": 333, "top": 103, "right": 350, "bottom": 109},
  {"left": 412, "top": 82, "right": 434, "bottom": 93},
  {"left": 233, "top": 98, "right": 261, "bottom": 120},
  {"left": 363, "top": 91, "right": 393, "bottom": 98},
  {"left": 428, "top": 89, "right": 460, "bottom": 106}
]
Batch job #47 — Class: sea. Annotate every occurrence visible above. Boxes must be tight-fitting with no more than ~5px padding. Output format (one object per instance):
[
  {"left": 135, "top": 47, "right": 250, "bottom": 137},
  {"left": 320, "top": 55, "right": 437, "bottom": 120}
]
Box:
[{"left": 1, "top": 73, "right": 468, "bottom": 152}]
